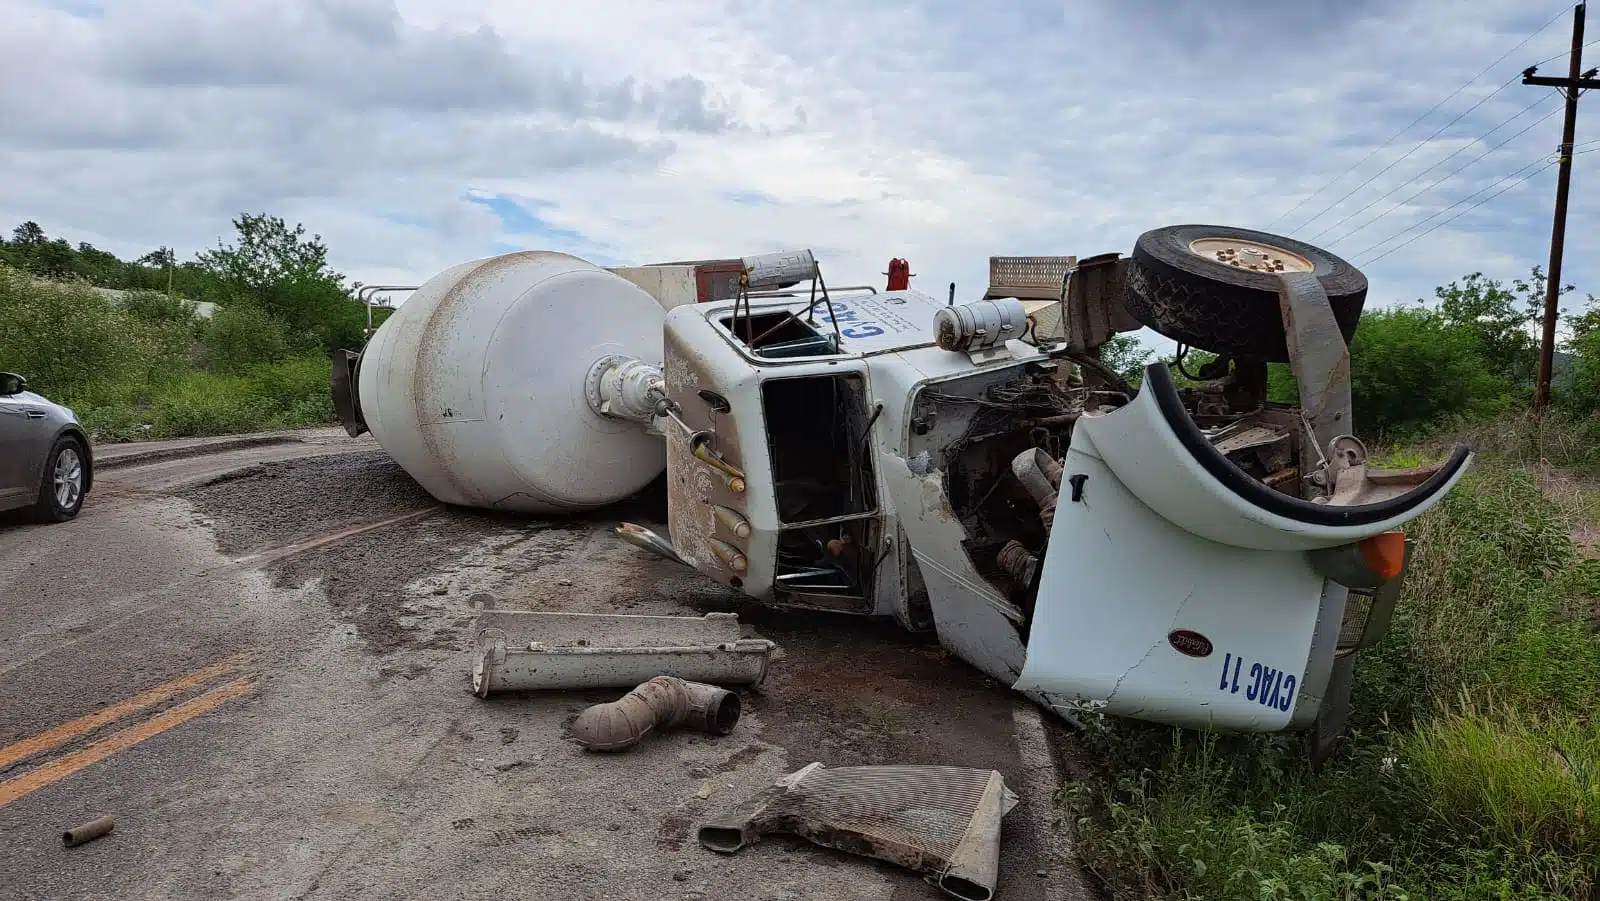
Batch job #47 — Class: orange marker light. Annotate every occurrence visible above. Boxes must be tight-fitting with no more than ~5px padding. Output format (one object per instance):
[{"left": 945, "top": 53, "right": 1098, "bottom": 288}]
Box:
[{"left": 1359, "top": 531, "right": 1406, "bottom": 580}]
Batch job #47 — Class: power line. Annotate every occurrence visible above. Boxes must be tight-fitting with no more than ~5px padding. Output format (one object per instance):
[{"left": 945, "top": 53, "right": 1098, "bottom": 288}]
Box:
[
  {"left": 1311, "top": 94, "right": 1558, "bottom": 242},
  {"left": 1287, "top": 78, "right": 1522, "bottom": 233},
  {"left": 1263, "top": 89, "right": 1499, "bottom": 231},
  {"left": 1265, "top": 4, "right": 1573, "bottom": 231},
  {"left": 1355, "top": 161, "right": 1555, "bottom": 265},
  {"left": 1533, "top": 35, "right": 1600, "bottom": 67},
  {"left": 1323, "top": 100, "right": 1563, "bottom": 245},
  {"left": 1349, "top": 154, "right": 1554, "bottom": 259}
]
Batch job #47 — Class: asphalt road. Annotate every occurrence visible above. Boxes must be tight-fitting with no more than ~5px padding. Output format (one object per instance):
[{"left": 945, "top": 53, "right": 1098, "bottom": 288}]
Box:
[{"left": 0, "top": 432, "right": 1090, "bottom": 901}]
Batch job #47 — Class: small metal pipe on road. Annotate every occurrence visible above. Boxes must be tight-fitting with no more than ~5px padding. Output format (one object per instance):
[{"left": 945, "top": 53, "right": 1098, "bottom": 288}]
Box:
[{"left": 62, "top": 816, "right": 115, "bottom": 847}]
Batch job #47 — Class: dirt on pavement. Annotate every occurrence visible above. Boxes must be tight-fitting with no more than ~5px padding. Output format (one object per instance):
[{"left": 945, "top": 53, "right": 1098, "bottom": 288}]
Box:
[{"left": 1, "top": 441, "right": 1087, "bottom": 901}]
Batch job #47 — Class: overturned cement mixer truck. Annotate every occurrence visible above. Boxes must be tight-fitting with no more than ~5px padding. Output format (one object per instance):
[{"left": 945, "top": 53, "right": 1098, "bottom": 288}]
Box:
[{"left": 330, "top": 225, "right": 1471, "bottom": 761}]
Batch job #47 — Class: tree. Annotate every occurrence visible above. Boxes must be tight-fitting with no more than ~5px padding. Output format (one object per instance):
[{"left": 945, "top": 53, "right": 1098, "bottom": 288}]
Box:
[
  {"left": 195, "top": 214, "right": 364, "bottom": 351},
  {"left": 1347, "top": 307, "right": 1516, "bottom": 435},
  {"left": 32, "top": 238, "right": 76, "bottom": 279},
  {"left": 11, "top": 221, "right": 45, "bottom": 248},
  {"left": 138, "top": 246, "right": 178, "bottom": 296},
  {"left": 1099, "top": 333, "right": 1153, "bottom": 385},
  {"left": 196, "top": 214, "right": 341, "bottom": 293},
  {"left": 1430, "top": 272, "right": 1540, "bottom": 383},
  {"left": 1562, "top": 293, "right": 1600, "bottom": 413},
  {"left": 74, "top": 242, "right": 128, "bottom": 287}
]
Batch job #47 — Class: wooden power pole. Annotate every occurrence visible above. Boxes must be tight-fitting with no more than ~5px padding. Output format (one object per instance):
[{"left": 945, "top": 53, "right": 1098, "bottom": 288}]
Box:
[{"left": 1526, "top": 2, "right": 1600, "bottom": 416}]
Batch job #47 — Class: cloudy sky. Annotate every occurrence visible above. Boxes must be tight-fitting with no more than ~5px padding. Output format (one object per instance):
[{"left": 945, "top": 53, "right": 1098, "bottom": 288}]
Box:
[{"left": 3, "top": 0, "right": 1597, "bottom": 342}]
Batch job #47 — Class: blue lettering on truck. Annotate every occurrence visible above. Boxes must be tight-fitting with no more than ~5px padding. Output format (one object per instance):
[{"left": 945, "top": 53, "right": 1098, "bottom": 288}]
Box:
[
  {"left": 817, "top": 300, "right": 886, "bottom": 340},
  {"left": 1216, "top": 652, "right": 1297, "bottom": 713}
]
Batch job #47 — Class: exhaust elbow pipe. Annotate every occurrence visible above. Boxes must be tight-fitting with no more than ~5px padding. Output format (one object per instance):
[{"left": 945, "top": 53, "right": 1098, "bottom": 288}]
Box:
[
  {"left": 616, "top": 522, "right": 689, "bottom": 566},
  {"left": 570, "top": 676, "right": 741, "bottom": 752}
]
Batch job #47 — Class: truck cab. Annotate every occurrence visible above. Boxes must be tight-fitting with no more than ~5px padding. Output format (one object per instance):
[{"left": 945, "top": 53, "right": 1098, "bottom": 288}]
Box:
[{"left": 650, "top": 233, "right": 1471, "bottom": 752}]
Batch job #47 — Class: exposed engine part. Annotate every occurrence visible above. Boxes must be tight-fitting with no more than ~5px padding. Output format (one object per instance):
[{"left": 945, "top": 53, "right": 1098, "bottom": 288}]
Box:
[
  {"left": 698, "top": 762, "right": 1019, "bottom": 901},
  {"left": 1010, "top": 447, "right": 1062, "bottom": 510},
  {"left": 1060, "top": 351, "right": 1135, "bottom": 398},
  {"left": 569, "top": 676, "right": 740, "bottom": 752},
  {"left": 934, "top": 299, "right": 1029, "bottom": 352},
  {"left": 470, "top": 611, "right": 775, "bottom": 694},
  {"left": 996, "top": 540, "right": 1039, "bottom": 588},
  {"left": 1039, "top": 495, "right": 1059, "bottom": 529}
]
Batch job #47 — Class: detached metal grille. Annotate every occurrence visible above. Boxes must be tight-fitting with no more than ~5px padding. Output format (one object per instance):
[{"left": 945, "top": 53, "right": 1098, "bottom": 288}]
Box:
[
  {"left": 699, "top": 763, "right": 1018, "bottom": 900},
  {"left": 767, "top": 765, "right": 992, "bottom": 860}
]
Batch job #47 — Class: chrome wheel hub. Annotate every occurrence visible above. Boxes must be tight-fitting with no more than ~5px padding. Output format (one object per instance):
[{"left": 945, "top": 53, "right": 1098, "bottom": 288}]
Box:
[{"left": 54, "top": 447, "right": 82, "bottom": 509}]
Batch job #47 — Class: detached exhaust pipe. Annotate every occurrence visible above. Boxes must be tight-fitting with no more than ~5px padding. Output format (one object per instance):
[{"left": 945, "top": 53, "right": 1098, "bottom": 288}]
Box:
[{"left": 570, "top": 676, "right": 740, "bottom": 752}]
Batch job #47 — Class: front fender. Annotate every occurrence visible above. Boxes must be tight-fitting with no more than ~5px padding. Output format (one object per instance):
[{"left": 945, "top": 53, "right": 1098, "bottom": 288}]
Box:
[{"left": 1077, "top": 364, "right": 1471, "bottom": 551}]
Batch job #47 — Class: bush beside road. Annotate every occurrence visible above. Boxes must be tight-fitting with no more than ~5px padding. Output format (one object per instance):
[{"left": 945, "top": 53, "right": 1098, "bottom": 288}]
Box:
[{"left": 0, "top": 216, "right": 385, "bottom": 443}]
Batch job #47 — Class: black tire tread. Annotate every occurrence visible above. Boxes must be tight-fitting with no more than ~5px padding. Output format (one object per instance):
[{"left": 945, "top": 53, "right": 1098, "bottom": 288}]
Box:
[{"left": 1123, "top": 225, "right": 1367, "bottom": 362}]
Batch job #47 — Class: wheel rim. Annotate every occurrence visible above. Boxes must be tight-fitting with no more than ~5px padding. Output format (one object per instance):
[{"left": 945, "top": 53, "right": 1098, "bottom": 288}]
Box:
[
  {"left": 1188, "top": 237, "right": 1314, "bottom": 274},
  {"left": 54, "top": 447, "right": 82, "bottom": 509}
]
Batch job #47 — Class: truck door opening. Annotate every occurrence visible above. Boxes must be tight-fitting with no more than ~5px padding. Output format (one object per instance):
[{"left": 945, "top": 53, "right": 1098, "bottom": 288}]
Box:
[{"left": 761, "top": 374, "right": 880, "bottom": 612}]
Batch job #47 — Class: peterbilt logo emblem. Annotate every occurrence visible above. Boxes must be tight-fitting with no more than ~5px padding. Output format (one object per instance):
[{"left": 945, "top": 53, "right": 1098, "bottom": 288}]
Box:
[{"left": 1167, "top": 629, "right": 1214, "bottom": 658}]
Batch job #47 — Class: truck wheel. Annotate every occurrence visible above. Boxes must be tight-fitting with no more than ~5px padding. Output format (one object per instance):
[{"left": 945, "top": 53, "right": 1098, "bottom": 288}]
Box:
[{"left": 1124, "top": 225, "right": 1367, "bottom": 363}]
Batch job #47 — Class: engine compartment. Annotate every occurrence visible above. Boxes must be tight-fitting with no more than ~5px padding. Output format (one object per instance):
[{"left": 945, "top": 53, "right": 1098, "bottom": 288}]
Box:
[{"left": 902, "top": 352, "right": 1311, "bottom": 628}]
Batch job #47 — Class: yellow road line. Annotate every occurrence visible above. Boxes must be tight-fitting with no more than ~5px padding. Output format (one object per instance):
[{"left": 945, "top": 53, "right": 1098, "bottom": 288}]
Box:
[
  {"left": 0, "top": 654, "right": 250, "bottom": 770},
  {"left": 0, "top": 676, "right": 256, "bottom": 808}
]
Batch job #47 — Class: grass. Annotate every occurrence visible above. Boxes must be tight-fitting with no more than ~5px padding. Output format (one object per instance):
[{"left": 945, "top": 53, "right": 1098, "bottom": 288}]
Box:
[
  {"left": 74, "top": 356, "right": 336, "bottom": 441},
  {"left": 0, "top": 263, "right": 337, "bottom": 442},
  {"left": 1065, "top": 423, "right": 1600, "bottom": 901}
]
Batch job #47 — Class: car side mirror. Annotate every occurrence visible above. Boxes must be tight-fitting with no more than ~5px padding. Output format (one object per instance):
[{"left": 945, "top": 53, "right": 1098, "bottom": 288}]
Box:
[{"left": 0, "top": 372, "right": 27, "bottom": 395}]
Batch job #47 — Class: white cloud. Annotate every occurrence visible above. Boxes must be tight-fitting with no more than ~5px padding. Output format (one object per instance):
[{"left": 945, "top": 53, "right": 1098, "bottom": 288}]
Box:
[{"left": 3, "top": 0, "right": 1596, "bottom": 351}]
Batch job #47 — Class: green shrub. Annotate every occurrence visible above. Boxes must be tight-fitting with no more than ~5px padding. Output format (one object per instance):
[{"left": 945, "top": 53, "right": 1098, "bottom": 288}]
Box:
[
  {"left": 200, "top": 303, "right": 291, "bottom": 373},
  {"left": 142, "top": 356, "right": 334, "bottom": 438},
  {"left": 122, "top": 289, "right": 201, "bottom": 330},
  {"left": 0, "top": 265, "right": 189, "bottom": 404},
  {"left": 1562, "top": 296, "right": 1600, "bottom": 414},
  {"left": 1348, "top": 308, "right": 1519, "bottom": 437}
]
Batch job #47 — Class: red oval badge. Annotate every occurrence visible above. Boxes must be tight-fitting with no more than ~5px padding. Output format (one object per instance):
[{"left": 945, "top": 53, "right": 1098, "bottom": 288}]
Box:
[{"left": 1167, "top": 629, "right": 1214, "bottom": 658}]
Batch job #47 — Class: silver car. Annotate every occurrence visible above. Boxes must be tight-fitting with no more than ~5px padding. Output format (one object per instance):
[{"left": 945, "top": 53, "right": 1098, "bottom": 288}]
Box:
[{"left": 0, "top": 372, "right": 92, "bottom": 522}]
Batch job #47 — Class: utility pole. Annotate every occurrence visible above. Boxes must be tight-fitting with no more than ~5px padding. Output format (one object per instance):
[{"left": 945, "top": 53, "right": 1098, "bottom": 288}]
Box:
[{"left": 1525, "top": 2, "right": 1600, "bottom": 416}]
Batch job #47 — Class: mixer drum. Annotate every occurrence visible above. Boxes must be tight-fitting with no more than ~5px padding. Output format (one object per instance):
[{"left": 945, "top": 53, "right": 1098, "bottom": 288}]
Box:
[{"left": 356, "top": 251, "right": 667, "bottom": 513}]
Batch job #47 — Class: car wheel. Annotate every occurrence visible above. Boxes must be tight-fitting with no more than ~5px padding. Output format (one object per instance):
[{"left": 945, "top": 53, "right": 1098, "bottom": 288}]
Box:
[
  {"left": 32, "top": 435, "right": 88, "bottom": 523},
  {"left": 1123, "top": 224, "right": 1368, "bottom": 362}
]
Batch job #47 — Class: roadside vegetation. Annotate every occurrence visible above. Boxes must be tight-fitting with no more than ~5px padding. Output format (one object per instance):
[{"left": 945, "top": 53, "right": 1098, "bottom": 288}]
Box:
[
  {"left": 0, "top": 216, "right": 387, "bottom": 441},
  {"left": 1075, "top": 272, "right": 1600, "bottom": 899}
]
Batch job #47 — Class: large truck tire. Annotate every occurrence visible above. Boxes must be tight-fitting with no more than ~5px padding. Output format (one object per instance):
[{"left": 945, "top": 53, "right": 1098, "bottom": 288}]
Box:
[{"left": 1124, "top": 224, "right": 1367, "bottom": 363}]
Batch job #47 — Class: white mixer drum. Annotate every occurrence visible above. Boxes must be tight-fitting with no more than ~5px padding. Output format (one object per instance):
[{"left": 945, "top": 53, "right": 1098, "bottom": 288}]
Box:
[{"left": 358, "top": 251, "right": 667, "bottom": 513}]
